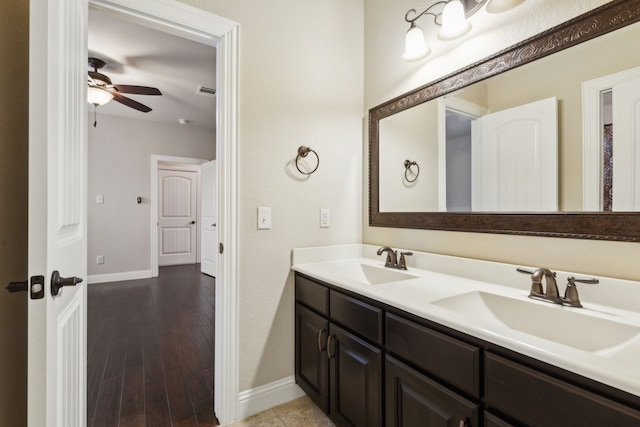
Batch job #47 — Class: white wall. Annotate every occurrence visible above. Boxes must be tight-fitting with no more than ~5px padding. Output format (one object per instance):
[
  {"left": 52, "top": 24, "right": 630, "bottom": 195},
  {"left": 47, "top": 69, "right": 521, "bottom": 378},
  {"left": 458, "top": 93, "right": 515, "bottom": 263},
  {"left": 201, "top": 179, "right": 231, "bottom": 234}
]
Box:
[
  {"left": 176, "top": 0, "right": 364, "bottom": 392},
  {"left": 364, "top": 0, "right": 640, "bottom": 282},
  {"left": 87, "top": 114, "right": 215, "bottom": 278}
]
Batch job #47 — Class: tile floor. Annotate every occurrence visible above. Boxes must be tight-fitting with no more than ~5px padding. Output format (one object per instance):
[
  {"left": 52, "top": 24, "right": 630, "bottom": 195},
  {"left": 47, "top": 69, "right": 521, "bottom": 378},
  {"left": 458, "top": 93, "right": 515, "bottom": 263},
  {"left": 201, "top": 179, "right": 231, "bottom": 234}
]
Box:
[{"left": 226, "top": 396, "right": 334, "bottom": 427}]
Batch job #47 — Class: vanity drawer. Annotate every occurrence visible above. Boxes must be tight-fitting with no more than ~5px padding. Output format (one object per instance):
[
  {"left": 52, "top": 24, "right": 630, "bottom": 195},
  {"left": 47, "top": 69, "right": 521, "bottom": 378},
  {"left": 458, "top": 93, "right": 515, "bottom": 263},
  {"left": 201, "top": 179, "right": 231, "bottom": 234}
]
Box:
[
  {"left": 386, "top": 313, "right": 480, "bottom": 397},
  {"left": 485, "top": 352, "right": 640, "bottom": 426},
  {"left": 295, "top": 274, "right": 329, "bottom": 316},
  {"left": 329, "top": 290, "right": 383, "bottom": 345}
]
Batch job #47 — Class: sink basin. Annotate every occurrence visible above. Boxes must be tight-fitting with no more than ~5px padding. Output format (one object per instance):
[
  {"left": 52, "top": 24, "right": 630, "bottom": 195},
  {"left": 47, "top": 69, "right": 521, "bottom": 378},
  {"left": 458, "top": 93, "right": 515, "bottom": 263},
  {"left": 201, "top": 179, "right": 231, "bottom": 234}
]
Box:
[
  {"left": 326, "top": 262, "right": 417, "bottom": 285},
  {"left": 432, "top": 291, "right": 640, "bottom": 352}
]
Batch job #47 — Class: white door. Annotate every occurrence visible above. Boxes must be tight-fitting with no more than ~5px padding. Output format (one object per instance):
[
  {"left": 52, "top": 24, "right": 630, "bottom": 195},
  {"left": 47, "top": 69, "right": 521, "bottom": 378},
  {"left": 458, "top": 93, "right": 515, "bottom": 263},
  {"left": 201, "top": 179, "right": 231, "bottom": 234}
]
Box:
[
  {"left": 201, "top": 160, "right": 218, "bottom": 277},
  {"left": 612, "top": 77, "right": 640, "bottom": 210},
  {"left": 158, "top": 169, "right": 198, "bottom": 266},
  {"left": 472, "top": 97, "right": 558, "bottom": 211},
  {"left": 28, "top": 0, "right": 88, "bottom": 426}
]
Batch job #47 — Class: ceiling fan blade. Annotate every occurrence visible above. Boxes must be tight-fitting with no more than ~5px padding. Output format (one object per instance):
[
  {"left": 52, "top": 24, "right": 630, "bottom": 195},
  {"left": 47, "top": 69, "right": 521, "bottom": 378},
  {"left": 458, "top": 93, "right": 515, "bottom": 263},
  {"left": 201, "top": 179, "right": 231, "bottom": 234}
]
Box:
[
  {"left": 113, "top": 85, "right": 162, "bottom": 96},
  {"left": 112, "top": 92, "right": 152, "bottom": 113}
]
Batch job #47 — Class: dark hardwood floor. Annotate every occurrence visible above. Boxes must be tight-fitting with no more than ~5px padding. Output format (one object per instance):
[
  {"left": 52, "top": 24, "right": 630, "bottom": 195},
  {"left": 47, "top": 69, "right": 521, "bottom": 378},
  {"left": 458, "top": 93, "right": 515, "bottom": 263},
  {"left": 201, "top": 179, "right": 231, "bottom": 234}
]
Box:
[{"left": 87, "top": 264, "right": 218, "bottom": 427}]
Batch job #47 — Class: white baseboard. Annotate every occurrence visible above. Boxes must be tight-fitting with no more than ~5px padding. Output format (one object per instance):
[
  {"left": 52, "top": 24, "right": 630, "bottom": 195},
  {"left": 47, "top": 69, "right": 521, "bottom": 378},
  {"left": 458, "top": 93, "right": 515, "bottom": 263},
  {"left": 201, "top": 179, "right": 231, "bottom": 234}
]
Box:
[
  {"left": 236, "top": 376, "right": 305, "bottom": 421},
  {"left": 87, "top": 270, "right": 152, "bottom": 284}
]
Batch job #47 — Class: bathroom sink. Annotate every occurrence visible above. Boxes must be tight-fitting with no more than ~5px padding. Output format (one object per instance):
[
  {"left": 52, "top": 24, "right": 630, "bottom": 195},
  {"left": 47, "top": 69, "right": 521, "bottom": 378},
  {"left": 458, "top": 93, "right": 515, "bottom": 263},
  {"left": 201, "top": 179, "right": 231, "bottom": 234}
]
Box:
[
  {"left": 326, "top": 262, "right": 417, "bottom": 285},
  {"left": 431, "top": 291, "right": 640, "bottom": 352}
]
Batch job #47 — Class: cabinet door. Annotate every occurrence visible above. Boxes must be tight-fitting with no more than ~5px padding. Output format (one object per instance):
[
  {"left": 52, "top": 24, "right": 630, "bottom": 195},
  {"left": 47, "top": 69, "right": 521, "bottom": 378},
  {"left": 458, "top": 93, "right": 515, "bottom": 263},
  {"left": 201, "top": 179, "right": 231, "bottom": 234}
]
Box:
[
  {"left": 329, "top": 323, "right": 383, "bottom": 427},
  {"left": 386, "top": 356, "right": 479, "bottom": 427},
  {"left": 295, "top": 303, "right": 329, "bottom": 413}
]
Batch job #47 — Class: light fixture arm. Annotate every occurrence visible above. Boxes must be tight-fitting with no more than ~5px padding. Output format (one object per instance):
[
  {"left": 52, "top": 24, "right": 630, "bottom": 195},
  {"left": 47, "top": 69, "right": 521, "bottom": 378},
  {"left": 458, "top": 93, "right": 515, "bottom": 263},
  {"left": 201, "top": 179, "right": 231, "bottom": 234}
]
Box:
[{"left": 404, "top": 2, "right": 448, "bottom": 27}]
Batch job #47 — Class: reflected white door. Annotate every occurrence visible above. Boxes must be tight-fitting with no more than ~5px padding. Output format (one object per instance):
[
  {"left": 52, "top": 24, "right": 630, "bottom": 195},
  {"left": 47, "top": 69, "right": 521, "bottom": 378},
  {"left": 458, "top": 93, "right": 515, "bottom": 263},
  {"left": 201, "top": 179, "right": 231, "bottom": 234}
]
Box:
[
  {"left": 28, "top": 0, "right": 88, "bottom": 425},
  {"left": 472, "top": 97, "right": 558, "bottom": 211},
  {"left": 612, "top": 77, "right": 640, "bottom": 210},
  {"left": 201, "top": 160, "right": 218, "bottom": 277},
  {"left": 158, "top": 169, "right": 198, "bottom": 266}
]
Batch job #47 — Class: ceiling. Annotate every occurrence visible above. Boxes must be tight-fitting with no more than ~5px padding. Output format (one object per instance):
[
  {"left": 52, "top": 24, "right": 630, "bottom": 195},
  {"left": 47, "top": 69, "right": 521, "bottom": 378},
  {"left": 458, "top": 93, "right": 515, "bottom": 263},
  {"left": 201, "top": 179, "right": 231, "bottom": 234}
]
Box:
[{"left": 88, "top": 8, "right": 217, "bottom": 130}]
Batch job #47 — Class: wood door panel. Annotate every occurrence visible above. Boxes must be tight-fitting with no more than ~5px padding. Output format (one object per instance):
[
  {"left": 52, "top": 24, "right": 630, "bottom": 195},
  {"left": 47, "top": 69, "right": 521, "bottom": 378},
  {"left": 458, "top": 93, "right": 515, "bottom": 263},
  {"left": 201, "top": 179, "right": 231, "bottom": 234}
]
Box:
[
  {"left": 385, "top": 356, "right": 478, "bottom": 427},
  {"left": 330, "top": 324, "right": 382, "bottom": 427},
  {"left": 295, "top": 303, "right": 329, "bottom": 413}
]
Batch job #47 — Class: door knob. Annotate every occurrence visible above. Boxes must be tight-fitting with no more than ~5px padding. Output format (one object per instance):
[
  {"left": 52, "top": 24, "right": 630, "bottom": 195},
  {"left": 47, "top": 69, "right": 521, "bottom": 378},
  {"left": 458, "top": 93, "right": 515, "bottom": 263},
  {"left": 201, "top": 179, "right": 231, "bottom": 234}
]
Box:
[
  {"left": 50, "top": 270, "right": 83, "bottom": 296},
  {"left": 6, "top": 280, "right": 28, "bottom": 293},
  {"left": 190, "top": 220, "right": 196, "bottom": 224}
]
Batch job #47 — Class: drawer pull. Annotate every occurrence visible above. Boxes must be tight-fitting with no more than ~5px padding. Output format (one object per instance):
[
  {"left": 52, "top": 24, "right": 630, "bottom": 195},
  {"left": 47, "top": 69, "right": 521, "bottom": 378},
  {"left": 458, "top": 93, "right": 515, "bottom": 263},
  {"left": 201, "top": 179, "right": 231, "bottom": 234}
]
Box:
[
  {"left": 317, "top": 329, "right": 326, "bottom": 352},
  {"left": 459, "top": 419, "right": 467, "bottom": 427}
]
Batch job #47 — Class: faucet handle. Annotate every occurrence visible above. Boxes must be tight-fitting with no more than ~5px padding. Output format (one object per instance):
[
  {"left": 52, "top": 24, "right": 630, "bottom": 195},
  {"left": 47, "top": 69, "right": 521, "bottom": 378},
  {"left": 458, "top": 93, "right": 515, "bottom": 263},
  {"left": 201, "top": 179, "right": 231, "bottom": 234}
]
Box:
[
  {"left": 516, "top": 267, "right": 543, "bottom": 295},
  {"left": 399, "top": 252, "right": 413, "bottom": 270},
  {"left": 561, "top": 276, "right": 599, "bottom": 308}
]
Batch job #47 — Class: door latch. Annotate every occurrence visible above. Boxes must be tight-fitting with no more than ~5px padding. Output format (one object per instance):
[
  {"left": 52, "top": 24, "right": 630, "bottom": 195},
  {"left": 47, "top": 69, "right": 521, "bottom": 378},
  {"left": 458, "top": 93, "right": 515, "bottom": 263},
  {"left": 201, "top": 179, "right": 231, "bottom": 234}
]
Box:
[{"left": 5, "top": 275, "right": 45, "bottom": 299}]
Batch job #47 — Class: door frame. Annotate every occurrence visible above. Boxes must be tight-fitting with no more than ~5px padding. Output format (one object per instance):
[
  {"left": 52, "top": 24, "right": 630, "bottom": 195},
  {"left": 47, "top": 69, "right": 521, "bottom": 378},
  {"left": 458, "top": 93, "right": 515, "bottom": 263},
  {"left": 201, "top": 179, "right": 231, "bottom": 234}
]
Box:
[
  {"left": 582, "top": 65, "right": 640, "bottom": 210},
  {"left": 151, "top": 155, "right": 207, "bottom": 275},
  {"left": 437, "top": 96, "right": 487, "bottom": 211},
  {"left": 90, "top": 0, "right": 240, "bottom": 423}
]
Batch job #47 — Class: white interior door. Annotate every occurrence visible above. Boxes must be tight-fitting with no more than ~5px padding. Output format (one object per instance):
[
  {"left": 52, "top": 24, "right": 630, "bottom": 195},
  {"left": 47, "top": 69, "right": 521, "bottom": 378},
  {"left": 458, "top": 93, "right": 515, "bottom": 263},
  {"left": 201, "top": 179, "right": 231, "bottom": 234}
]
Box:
[
  {"left": 472, "top": 97, "right": 558, "bottom": 211},
  {"left": 612, "top": 77, "right": 640, "bottom": 210},
  {"left": 28, "top": 0, "right": 88, "bottom": 425},
  {"left": 201, "top": 160, "right": 218, "bottom": 277},
  {"left": 158, "top": 169, "right": 198, "bottom": 266}
]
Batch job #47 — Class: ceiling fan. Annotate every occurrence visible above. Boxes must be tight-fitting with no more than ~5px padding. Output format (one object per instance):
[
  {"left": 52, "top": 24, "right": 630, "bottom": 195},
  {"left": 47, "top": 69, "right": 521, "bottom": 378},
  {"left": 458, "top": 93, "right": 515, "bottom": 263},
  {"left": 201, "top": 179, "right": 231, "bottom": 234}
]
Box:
[{"left": 87, "top": 57, "right": 162, "bottom": 113}]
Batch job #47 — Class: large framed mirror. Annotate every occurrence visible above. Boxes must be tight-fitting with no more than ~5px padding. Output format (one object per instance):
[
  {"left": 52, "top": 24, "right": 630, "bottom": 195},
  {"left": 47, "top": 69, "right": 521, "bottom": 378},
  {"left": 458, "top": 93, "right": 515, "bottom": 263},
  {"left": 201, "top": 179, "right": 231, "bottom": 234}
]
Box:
[{"left": 369, "top": 0, "right": 640, "bottom": 242}]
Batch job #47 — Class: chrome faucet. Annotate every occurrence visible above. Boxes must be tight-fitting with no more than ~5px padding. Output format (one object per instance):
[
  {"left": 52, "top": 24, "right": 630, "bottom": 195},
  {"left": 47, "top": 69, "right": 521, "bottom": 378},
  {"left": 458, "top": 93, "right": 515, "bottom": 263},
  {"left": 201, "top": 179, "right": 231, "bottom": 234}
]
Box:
[
  {"left": 517, "top": 267, "right": 598, "bottom": 307},
  {"left": 377, "top": 246, "right": 412, "bottom": 270}
]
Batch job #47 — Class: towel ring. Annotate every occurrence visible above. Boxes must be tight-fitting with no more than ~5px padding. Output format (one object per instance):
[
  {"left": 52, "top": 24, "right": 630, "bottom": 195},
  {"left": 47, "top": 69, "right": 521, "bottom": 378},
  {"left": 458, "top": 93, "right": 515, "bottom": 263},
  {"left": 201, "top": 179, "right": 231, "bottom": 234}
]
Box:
[
  {"left": 404, "top": 160, "right": 419, "bottom": 183},
  {"left": 295, "top": 146, "right": 319, "bottom": 175}
]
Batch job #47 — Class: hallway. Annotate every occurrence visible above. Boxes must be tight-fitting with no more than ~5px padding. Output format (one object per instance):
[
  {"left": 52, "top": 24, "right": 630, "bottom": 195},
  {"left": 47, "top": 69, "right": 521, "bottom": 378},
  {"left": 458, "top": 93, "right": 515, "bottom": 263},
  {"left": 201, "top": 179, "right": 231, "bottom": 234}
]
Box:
[{"left": 87, "top": 264, "right": 217, "bottom": 427}]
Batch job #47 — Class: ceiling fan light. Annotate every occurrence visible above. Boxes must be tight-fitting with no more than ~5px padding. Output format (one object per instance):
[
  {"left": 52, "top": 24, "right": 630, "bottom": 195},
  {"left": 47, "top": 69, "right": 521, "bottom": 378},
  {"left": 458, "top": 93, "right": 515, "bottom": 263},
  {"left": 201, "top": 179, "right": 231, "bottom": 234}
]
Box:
[
  {"left": 402, "top": 24, "right": 431, "bottom": 62},
  {"left": 87, "top": 87, "right": 113, "bottom": 106},
  {"left": 486, "top": 0, "right": 526, "bottom": 14},
  {"left": 439, "top": 0, "right": 471, "bottom": 40}
]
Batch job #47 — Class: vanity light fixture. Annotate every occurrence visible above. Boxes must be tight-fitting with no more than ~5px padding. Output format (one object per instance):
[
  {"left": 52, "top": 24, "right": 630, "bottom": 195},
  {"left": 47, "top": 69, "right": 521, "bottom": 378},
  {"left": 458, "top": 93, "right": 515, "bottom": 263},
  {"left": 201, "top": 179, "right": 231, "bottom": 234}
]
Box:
[{"left": 402, "top": 0, "right": 526, "bottom": 61}]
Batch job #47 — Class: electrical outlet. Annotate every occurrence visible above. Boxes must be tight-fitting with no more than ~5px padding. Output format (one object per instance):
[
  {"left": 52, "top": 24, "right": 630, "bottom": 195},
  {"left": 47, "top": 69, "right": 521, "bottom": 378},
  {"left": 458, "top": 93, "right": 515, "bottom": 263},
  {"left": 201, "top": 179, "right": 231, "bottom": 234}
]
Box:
[
  {"left": 96, "top": 194, "right": 104, "bottom": 204},
  {"left": 320, "top": 209, "right": 330, "bottom": 228},
  {"left": 96, "top": 255, "right": 104, "bottom": 265},
  {"left": 257, "top": 207, "right": 271, "bottom": 229}
]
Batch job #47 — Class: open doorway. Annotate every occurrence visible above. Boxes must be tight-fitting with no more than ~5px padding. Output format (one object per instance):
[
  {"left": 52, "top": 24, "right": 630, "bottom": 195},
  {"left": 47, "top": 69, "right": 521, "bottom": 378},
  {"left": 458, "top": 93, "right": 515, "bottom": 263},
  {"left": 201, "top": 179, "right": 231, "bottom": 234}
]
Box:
[{"left": 84, "top": 1, "right": 237, "bottom": 422}]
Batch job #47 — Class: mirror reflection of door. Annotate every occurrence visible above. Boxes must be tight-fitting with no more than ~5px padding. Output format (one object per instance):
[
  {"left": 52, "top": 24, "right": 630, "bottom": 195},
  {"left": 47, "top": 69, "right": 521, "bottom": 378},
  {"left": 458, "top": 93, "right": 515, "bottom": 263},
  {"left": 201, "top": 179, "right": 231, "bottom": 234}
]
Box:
[
  {"left": 583, "top": 66, "right": 640, "bottom": 211},
  {"left": 471, "top": 97, "right": 559, "bottom": 212}
]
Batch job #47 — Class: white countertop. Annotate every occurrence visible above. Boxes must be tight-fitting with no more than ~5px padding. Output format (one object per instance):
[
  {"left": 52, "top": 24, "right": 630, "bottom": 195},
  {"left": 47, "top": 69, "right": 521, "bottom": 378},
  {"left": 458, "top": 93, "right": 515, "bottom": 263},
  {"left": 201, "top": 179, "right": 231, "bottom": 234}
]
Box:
[{"left": 291, "top": 244, "right": 640, "bottom": 397}]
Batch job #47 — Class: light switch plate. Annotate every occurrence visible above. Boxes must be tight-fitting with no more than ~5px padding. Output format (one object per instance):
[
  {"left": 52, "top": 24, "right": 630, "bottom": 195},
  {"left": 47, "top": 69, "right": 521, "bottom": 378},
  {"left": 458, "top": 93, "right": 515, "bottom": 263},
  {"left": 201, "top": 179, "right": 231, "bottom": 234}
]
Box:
[
  {"left": 258, "top": 207, "right": 271, "bottom": 229},
  {"left": 320, "top": 209, "right": 330, "bottom": 228},
  {"left": 96, "top": 194, "right": 104, "bottom": 204}
]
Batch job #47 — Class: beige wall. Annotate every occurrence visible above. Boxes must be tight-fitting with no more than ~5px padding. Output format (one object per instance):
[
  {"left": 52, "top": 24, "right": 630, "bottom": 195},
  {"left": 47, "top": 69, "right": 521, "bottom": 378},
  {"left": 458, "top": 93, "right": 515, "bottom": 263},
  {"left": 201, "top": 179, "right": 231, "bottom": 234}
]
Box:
[
  {"left": 364, "top": 0, "right": 640, "bottom": 283},
  {"left": 87, "top": 114, "right": 215, "bottom": 277},
  {"left": 177, "top": 0, "right": 365, "bottom": 391},
  {"left": 0, "top": 1, "right": 28, "bottom": 425}
]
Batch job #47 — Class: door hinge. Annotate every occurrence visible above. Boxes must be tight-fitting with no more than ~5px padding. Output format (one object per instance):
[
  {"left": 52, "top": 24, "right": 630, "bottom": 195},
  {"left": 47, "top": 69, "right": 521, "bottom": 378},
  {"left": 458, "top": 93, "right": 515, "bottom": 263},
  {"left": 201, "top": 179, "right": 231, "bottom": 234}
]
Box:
[{"left": 219, "top": 242, "right": 224, "bottom": 254}]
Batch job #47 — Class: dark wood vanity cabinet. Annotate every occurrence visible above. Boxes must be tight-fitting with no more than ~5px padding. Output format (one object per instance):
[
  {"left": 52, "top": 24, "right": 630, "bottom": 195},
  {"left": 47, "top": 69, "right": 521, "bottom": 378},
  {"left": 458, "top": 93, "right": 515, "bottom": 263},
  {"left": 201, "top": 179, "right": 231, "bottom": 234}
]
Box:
[
  {"left": 329, "top": 323, "right": 382, "bottom": 426},
  {"left": 294, "top": 273, "right": 640, "bottom": 427},
  {"left": 386, "top": 355, "right": 478, "bottom": 427},
  {"left": 485, "top": 352, "right": 640, "bottom": 426},
  {"left": 295, "top": 303, "right": 329, "bottom": 412},
  {"left": 295, "top": 274, "right": 382, "bottom": 426}
]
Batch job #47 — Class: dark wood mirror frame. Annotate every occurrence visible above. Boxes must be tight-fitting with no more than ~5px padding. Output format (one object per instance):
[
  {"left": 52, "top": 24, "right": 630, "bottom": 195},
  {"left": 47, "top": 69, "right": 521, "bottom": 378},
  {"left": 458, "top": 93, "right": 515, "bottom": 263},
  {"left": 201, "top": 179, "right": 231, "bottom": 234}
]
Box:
[{"left": 369, "top": 0, "right": 640, "bottom": 242}]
